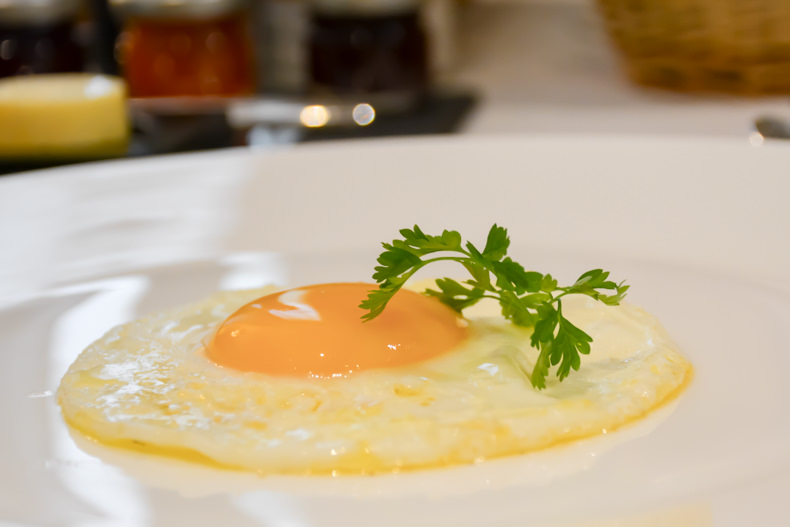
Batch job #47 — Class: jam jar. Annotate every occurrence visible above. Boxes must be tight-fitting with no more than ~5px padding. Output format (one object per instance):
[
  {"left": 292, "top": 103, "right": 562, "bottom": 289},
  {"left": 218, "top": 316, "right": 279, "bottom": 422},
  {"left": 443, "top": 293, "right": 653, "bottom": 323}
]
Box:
[
  {"left": 110, "top": 0, "right": 254, "bottom": 98},
  {"left": 0, "top": 0, "right": 84, "bottom": 78},
  {"left": 308, "top": 0, "right": 428, "bottom": 98}
]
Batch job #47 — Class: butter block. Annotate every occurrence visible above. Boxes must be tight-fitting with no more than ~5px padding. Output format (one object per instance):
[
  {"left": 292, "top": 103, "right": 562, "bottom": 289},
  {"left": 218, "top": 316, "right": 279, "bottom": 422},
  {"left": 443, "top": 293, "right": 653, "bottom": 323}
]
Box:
[{"left": 0, "top": 74, "right": 130, "bottom": 160}]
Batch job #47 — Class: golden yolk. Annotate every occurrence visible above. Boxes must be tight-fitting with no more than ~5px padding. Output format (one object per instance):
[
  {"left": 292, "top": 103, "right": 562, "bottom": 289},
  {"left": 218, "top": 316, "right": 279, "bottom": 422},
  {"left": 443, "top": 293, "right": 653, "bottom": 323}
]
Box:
[{"left": 206, "top": 283, "right": 468, "bottom": 378}]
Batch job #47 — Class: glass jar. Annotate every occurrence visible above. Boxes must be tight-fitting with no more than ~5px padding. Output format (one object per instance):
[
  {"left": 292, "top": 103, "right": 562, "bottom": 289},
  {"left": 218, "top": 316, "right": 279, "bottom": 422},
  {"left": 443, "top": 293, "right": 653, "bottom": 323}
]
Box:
[
  {"left": 0, "top": 0, "right": 84, "bottom": 78},
  {"left": 308, "top": 0, "right": 428, "bottom": 97},
  {"left": 110, "top": 0, "right": 254, "bottom": 98}
]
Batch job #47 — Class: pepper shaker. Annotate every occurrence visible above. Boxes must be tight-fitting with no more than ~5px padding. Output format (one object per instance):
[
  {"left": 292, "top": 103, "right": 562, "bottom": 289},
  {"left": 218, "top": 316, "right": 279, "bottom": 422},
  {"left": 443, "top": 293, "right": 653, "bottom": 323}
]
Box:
[
  {"left": 308, "top": 0, "right": 429, "bottom": 99},
  {"left": 0, "top": 0, "right": 84, "bottom": 78}
]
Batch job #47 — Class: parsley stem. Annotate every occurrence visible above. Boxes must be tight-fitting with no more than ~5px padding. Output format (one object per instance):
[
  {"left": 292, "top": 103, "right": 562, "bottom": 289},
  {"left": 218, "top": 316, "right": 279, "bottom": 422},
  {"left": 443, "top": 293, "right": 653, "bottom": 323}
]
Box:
[{"left": 403, "top": 255, "right": 476, "bottom": 282}]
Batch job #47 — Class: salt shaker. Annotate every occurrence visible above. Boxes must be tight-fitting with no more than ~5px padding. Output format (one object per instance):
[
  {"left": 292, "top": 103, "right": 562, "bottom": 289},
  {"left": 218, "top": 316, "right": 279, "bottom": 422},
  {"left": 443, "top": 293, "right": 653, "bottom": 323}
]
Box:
[{"left": 110, "top": 0, "right": 255, "bottom": 98}]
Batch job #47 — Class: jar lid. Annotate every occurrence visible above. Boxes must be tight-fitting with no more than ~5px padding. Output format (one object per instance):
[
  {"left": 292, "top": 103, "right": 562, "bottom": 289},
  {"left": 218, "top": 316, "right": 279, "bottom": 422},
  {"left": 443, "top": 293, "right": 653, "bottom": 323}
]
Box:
[
  {"left": 0, "top": 0, "right": 82, "bottom": 26},
  {"left": 109, "top": 0, "right": 248, "bottom": 19},
  {"left": 310, "top": 0, "right": 419, "bottom": 16}
]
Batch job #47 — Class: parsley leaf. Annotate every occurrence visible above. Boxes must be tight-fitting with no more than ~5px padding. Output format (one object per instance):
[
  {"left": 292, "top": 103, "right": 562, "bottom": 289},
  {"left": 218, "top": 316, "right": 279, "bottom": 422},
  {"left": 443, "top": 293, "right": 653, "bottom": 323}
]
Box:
[{"left": 360, "top": 225, "right": 629, "bottom": 389}]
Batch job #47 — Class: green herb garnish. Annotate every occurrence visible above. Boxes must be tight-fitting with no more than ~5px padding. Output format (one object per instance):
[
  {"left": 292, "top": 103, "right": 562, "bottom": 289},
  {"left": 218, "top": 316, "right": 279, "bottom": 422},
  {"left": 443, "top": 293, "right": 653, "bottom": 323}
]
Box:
[{"left": 359, "top": 225, "right": 629, "bottom": 389}]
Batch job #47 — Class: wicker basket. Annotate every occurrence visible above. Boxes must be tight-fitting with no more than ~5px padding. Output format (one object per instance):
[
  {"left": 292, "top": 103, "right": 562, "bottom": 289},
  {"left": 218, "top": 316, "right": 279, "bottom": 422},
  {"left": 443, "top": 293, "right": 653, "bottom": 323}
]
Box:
[{"left": 596, "top": 0, "right": 790, "bottom": 94}]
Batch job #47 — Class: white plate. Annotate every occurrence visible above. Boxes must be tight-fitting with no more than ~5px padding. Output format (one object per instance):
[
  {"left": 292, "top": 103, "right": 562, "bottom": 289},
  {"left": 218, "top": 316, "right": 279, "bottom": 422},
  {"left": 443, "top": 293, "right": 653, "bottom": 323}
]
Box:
[{"left": 1, "top": 136, "right": 789, "bottom": 527}]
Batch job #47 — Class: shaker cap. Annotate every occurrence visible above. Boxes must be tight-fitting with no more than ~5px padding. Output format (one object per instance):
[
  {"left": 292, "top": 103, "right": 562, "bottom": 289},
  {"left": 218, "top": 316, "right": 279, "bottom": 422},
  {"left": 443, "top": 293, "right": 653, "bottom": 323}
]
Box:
[
  {"left": 0, "top": 0, "right": 82, "bottom": 26},
  {"left": 109, "top": 0, "right": 248, "bottom": 19}
]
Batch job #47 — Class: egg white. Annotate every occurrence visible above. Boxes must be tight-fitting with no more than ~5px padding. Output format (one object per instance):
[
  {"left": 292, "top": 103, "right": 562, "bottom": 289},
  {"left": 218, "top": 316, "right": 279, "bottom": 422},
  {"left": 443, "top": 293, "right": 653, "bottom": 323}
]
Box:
[{"left": 57, "top": 286, "right": 691, "bottom": 475}]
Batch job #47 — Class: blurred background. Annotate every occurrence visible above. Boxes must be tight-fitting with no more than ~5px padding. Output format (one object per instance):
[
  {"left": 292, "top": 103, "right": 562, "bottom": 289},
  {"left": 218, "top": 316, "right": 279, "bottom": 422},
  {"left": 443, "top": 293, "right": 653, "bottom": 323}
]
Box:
[{"left": 3, "top": 0, "right": 790, "bottom": 173}]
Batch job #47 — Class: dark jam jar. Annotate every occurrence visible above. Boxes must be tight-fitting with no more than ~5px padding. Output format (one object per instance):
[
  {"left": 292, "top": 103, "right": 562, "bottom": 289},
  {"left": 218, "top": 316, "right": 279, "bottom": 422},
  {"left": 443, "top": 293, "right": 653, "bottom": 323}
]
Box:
[
  {"left": 309, "top": 0, "right": 428, "bottom": 99},
  {"left": 0, "top": 0, "right": 83, "bottom": 78},
  {"left": 110, "top": 0, "right": 254, "bottom": 98}
]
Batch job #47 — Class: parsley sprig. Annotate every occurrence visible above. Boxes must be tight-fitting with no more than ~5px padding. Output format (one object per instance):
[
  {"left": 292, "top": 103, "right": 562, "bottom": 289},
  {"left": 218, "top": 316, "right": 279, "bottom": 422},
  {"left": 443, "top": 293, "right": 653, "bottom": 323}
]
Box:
[{"left": 359, "top": 225, "right": 629, "bottom": 389}]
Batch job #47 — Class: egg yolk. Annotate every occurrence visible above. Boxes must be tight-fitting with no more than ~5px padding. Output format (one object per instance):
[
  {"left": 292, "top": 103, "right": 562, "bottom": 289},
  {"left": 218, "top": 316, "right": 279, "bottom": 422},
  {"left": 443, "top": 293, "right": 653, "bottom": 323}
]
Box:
[{"left": 206, "top": 283, "right": 468, "bottom": 378}]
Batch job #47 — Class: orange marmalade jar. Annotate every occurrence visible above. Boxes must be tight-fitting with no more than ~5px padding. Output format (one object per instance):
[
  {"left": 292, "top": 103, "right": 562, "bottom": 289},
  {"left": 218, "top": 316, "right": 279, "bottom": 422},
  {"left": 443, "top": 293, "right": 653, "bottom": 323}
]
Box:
[{"left": 110, "top": 0, "right": 254, "bottom": 98}]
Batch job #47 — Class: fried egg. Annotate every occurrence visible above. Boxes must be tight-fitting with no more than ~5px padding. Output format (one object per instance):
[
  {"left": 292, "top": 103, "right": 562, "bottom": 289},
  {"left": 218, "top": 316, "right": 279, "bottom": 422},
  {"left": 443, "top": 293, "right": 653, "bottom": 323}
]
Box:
[{"left": 57, "top": 283, "right": 691, "bottom": 475}]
